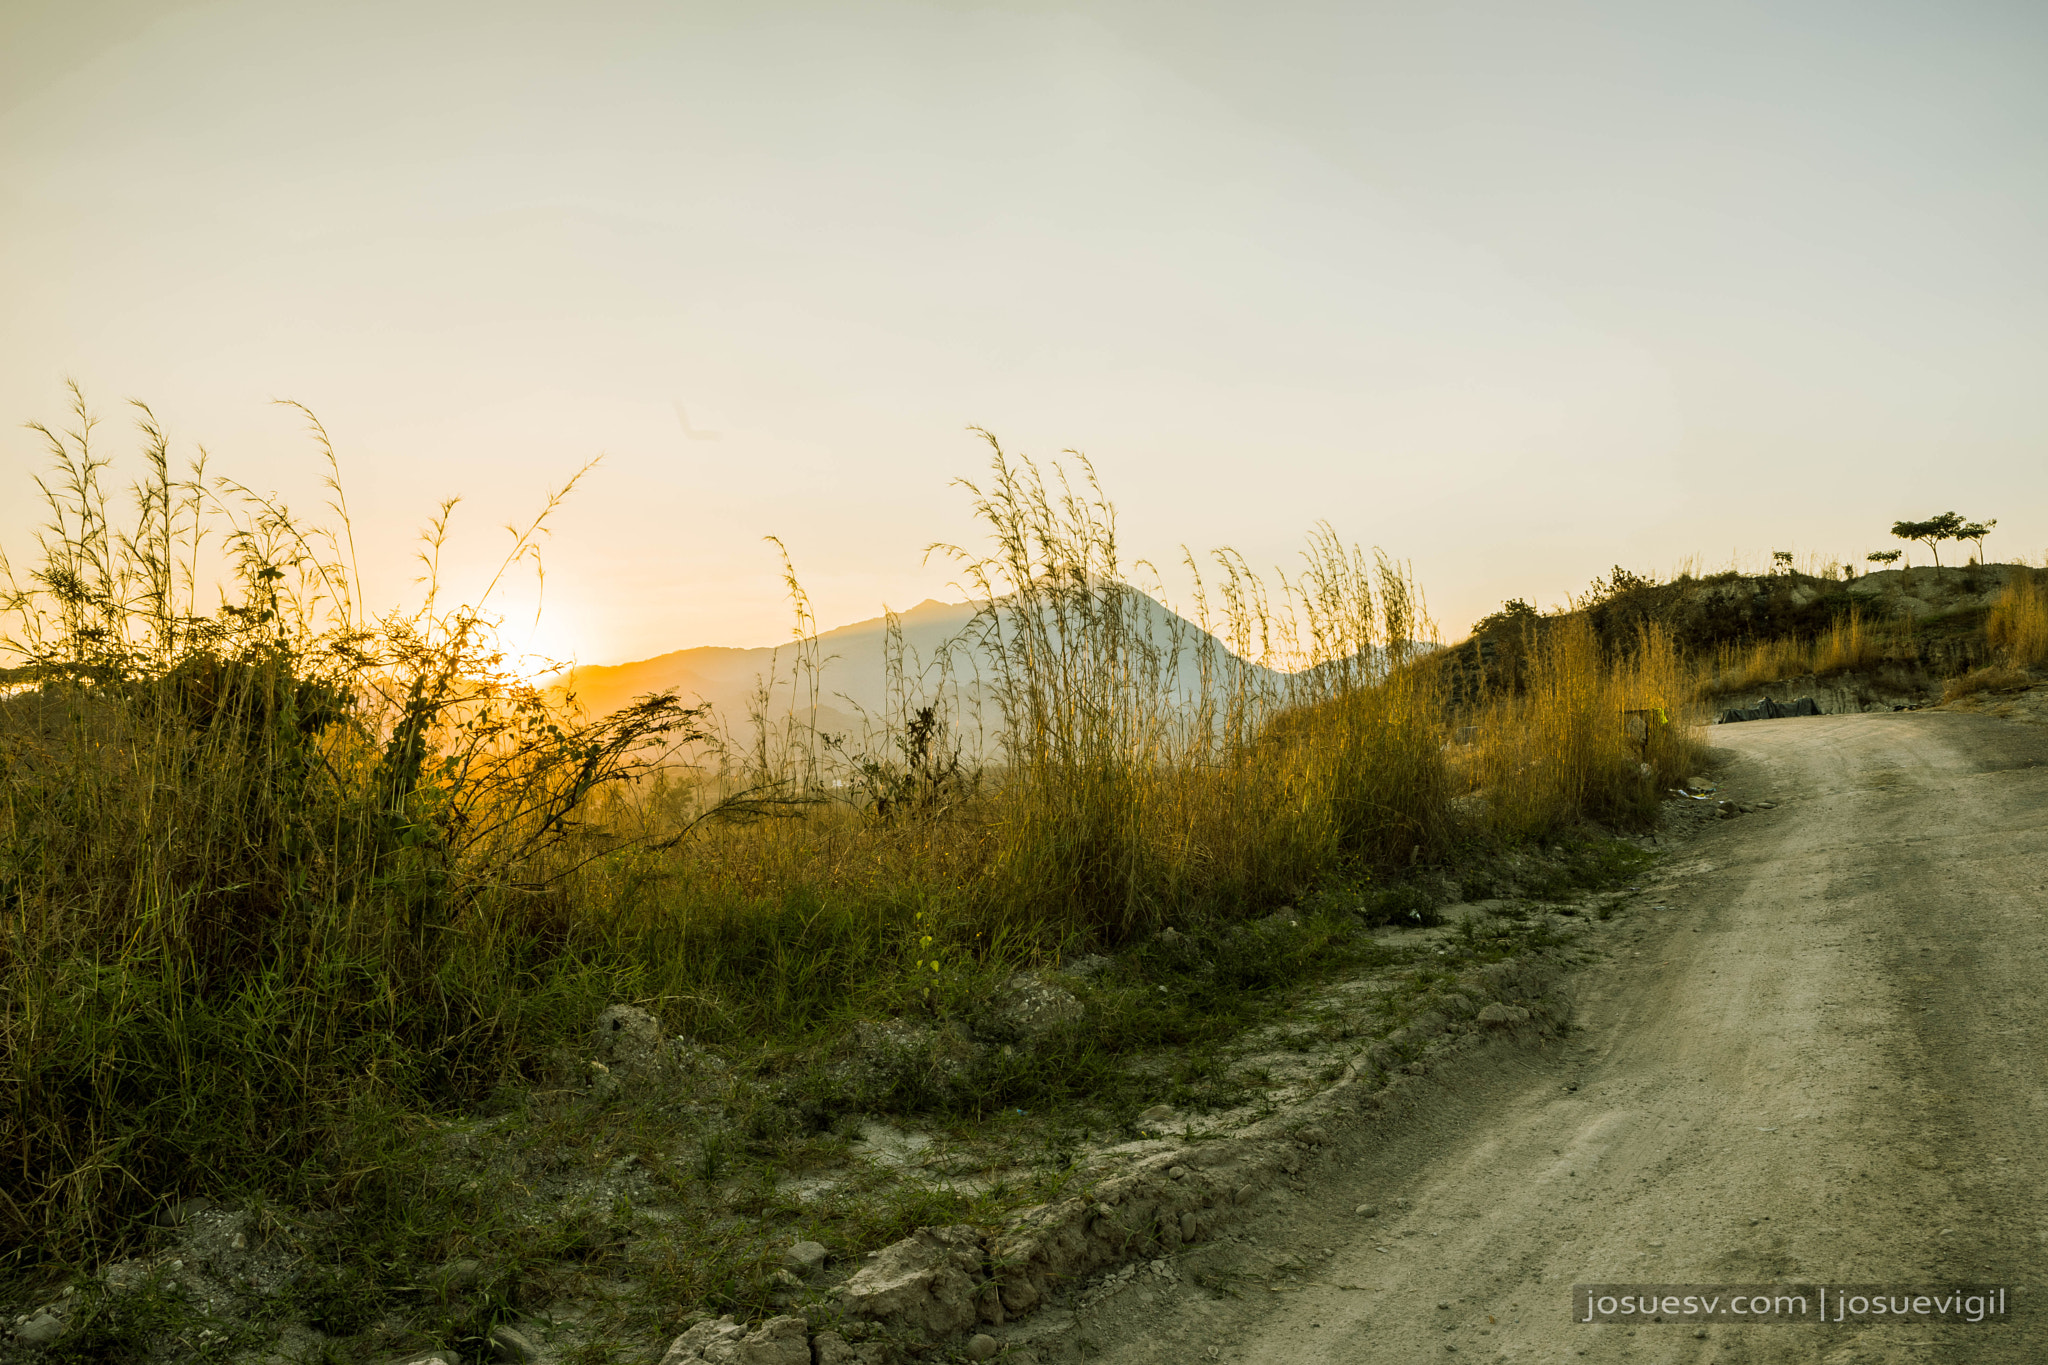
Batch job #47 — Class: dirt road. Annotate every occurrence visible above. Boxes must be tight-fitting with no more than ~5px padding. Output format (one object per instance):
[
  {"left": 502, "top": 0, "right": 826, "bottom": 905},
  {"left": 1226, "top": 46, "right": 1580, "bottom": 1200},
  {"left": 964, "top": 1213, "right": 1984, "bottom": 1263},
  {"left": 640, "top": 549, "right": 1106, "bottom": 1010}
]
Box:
[{"left": 1078, "top": 711, "right": 2048, "bottom": 1365}]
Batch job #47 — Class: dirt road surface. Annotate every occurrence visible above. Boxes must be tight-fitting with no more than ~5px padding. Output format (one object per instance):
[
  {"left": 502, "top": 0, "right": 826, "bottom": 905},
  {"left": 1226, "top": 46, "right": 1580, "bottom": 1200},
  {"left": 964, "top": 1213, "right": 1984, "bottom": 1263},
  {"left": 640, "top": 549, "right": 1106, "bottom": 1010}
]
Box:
[{"left": 1077, "top": 711, "right": 2047, "bottom": 1365}]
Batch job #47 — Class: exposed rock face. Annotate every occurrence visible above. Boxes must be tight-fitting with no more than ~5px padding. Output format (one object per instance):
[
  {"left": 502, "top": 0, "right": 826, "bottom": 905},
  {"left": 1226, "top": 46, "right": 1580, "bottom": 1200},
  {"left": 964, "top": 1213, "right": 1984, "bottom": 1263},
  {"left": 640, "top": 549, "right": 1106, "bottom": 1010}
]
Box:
[
  {"left": 657, "top": 1314, "right": 811, "bottom": 1365},
  {"left": 839, "top": 1225, "right": 986, "bottom": 1335}
]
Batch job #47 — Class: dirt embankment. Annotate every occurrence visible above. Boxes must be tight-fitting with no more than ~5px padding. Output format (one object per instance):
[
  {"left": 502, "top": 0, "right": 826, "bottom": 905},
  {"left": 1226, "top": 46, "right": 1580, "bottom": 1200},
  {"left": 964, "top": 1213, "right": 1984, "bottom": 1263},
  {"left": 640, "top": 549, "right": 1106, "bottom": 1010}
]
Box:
[{"left": 1063, "top": 710, "right": 2048, "bottom": 1365}]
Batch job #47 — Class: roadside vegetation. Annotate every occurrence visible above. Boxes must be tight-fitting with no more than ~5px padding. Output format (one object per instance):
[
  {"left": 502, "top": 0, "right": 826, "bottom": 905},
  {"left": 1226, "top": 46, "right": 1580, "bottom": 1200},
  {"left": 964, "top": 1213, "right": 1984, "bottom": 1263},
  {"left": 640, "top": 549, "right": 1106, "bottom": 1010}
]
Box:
[
  {"left": 18, "top": 395, "right": 2036, "bottom": 1361},
  {"left": 0, "top": 396, "right": 1700, "bottom": 1292}
]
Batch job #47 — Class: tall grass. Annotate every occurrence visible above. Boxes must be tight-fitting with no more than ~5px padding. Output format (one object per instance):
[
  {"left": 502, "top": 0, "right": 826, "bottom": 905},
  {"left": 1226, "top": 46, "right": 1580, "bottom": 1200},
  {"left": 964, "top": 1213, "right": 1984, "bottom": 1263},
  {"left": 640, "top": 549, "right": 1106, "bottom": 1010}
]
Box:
[
  {"left": 1987, "top": 568, "right": 2048, "bottom": 668},
  {"left": 0, "top": 392, "right": 699, "bottom": 1257},
  {"left": 933, "top": 438, "right": 1447, "bottom": 945},
  {"left": 0, "top": 399, "right": 1697, "bottom": 1262},
  {"left": 1700, "top": 607, "right": 1886, "bottom": 694},
  {"left": 1458, "top": 616, "right": 1699, "bottom": 837}
]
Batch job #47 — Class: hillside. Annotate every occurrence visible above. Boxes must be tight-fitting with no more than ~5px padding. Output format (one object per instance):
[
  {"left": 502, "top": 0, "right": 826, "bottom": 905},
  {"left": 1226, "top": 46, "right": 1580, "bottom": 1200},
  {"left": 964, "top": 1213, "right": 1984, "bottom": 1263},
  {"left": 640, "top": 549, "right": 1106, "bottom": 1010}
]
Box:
[
  {"left": 549, "top": 591, "right": 1298, "bottom": 746},
  {"left": 1434, "top": 562, "right": 2027, "bottom": 707}
]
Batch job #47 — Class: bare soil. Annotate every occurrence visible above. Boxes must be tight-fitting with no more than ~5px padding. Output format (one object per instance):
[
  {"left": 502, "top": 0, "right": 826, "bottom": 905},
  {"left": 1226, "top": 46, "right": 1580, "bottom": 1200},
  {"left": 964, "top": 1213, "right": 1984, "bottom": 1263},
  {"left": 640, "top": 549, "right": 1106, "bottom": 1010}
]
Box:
[{"left": 1062, "top": 710, "right": 2048, "bottom": 1365}]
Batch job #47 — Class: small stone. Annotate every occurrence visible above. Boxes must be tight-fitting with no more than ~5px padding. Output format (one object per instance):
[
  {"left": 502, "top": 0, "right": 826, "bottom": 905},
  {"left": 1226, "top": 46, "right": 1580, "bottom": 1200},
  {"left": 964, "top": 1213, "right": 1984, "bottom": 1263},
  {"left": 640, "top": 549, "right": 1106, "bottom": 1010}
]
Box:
[
  {"left": 1355, "top": 1204, "right": 1380, "bottom": 1218},
  {"left": 1180, "top": 1211, "right": 1201, "bottom": 1241},
  {"left": 1296, "top": 1126, "right": 1328, "bottom": 1145},
  {"left": 1437, "top": 1301, "right": 1450, "bottom": 1309},
  {"left": 734, "top": 1314, "right": 811, "bottom": 1365},
  {"left": 154, "top": 1197, "right": 212, "bottom": 1227},
  {"left": 772, "top": 1268, "right": 804, "bottom": 1289},
  {"left": 1137, "top": 1104, "right": 1176, "bottom": 1123},
  {"left": 1168, "top": 1165, "right": 1189, "bottom": 1180},
  {"left": 784, "top": 1239, "right": 830, "bottom": 1274},
  {"left": 966, "top": 1334, "right": 1000, "bottom": 1361},
  {"left": 810, "top": 1331, "right": 858, "bottom": 1365},
  {"left": 229, "top": 1231, "right": 247, "bottom": 1251},
  {"left": 440, "top": 1258, "right": 485, "bottom": 1292},
  {"left": 14, "top": 1310, "right": 66, "bottom": 1346},
  {"left": 811, "top": 1332, "right": 859, "bottom": 1365},
  {"left": 488, "top": 1325, "right": 541, "bottom": 1363}
]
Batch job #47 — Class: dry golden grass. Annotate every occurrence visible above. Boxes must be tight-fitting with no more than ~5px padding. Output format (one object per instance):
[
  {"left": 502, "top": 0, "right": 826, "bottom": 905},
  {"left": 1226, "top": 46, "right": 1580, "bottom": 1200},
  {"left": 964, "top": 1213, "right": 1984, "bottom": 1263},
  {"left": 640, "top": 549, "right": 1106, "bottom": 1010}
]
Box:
[
  {"left": 0, "top": 400, "right": 1701, "bottom": 1258},
  {"left": 1987, "top": 568, "right": 2048, "bottom": 668},
  {"left": 1941, "top": 663, "right": 2034, "bottom": 702},
  {"left": 1455, "top": 616, "right": 1700, "bottom": 837},
  {"left": 1701, "top": 607, "right": 1883, "bottom": 695}
]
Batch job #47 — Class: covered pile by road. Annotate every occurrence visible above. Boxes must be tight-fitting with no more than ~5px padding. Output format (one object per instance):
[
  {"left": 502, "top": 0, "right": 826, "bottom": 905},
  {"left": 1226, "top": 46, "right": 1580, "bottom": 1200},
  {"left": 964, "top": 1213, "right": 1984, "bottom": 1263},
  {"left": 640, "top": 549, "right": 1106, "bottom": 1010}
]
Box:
[{"left": 1717, "top": 696, "right": 1822, "bottom": 724}]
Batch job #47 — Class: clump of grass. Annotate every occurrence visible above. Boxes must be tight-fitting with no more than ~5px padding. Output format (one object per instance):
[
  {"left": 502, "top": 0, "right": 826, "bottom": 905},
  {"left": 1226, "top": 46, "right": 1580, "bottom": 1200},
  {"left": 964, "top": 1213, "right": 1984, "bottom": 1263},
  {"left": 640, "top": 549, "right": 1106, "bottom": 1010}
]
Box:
[
  {"left": 1941, "top": 663, "right": 2033, "bottom": 702},
  {"left": 0, "top": 390, "right": 700, "bottom": 1259},
  {"left": 1986, "top": 568, "right": 2048, "bottom": 668},
  {"left": 933, "top": 438, "right": 1448, "bottom": 947},
  {"left": 1456, "top": 614, "right": 1699, "bottom": 837}
]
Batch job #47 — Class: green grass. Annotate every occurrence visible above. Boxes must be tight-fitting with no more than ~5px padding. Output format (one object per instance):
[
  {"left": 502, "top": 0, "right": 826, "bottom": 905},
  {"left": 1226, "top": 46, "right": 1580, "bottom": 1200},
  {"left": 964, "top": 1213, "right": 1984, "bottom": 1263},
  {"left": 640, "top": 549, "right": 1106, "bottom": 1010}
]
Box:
[{"left": 0, "top": 390, "right": 1689, "bottom": 1295}]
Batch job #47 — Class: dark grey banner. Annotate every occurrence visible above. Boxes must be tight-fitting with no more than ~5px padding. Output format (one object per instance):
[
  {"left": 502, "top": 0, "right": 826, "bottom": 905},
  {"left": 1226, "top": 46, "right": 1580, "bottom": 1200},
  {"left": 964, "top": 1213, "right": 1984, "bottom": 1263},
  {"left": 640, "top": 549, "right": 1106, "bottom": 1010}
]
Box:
[{"left": 1572, "top": 1284, "right": 2012, "bottom": 1325}]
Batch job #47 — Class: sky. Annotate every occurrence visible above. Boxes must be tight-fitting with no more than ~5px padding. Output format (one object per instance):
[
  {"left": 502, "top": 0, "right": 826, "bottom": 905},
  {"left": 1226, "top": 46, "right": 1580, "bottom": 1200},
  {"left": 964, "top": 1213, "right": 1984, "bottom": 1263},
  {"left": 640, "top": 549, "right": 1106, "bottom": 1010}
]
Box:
[{"left": 4, "top": 0, "right": 2044, "bottom": 667}]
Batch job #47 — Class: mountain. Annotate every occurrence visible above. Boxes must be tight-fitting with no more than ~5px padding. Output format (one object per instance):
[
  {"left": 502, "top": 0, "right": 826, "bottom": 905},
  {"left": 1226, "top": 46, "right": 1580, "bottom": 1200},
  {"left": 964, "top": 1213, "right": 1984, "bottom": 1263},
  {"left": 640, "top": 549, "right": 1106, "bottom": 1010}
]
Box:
[{"left": 549, "top": 591, "right": 1310, "bottom": 749}]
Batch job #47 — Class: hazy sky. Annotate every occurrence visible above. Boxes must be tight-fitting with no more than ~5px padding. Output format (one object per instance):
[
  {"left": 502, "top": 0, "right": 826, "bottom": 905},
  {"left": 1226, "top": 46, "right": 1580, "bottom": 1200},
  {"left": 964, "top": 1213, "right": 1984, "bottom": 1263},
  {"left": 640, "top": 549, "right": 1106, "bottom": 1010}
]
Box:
[{"left": 4, "top": 0, "right": 2044, "bottom": 665}]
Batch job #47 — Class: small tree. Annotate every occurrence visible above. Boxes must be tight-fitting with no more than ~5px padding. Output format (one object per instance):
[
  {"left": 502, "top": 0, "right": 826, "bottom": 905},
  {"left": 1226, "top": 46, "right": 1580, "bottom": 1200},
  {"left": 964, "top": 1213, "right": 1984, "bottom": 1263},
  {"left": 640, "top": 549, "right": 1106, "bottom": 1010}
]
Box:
[
  {"left": 1891, "top": 512, "right": 1965, "bottom": 569},
  {"left": 1957, "top": 519, "right": 1996, "bottom": 564},
  {"left": 1771, "top": 550, "right": 1794, "bottom": 574},
  {"left": 1866, "top": 548, "right": 1903, "bottom": 569}
]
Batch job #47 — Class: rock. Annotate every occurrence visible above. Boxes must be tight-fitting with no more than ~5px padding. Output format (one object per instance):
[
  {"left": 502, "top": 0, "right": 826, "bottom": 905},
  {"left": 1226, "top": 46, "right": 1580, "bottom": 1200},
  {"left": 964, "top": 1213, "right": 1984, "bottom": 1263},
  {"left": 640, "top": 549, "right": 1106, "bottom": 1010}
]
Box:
[
  {"left": 659, "top": 1315, "right": 747, "bottom": 1365},
  {"left": 966, "top": 1334, "right": 1000, "bottom": 1361},
  {"left": 784, "top": 1240, "right": 830, "bottom": 1274},
  {"left": 592, "top": 1004, "right": 666, "bottom": 1077},
  {"left": 1295, "top": 1126, "right": 1327, "bottom": 1146},
  {"left": 1136, "top": 1104, "right": 1176, "bottom": 1123},
  {"left": 771, "top": 1268, "right": 803, "bottom": 1289},
  {"left": 14, "top": 1310, "right": 65, "bottom": 1346},
  {"left": 1476, "top": 1003, "right": 1530, "bottom": 1026},
  {"left": 810, "top": 1332, "right": 859, "bottom": 1365},
  {"left": 153, "top": 1195, "right": 212, "bottom": 1227},
  {"left": 438, "top": 1257, "right": 485, "bottom": 1293},
  {"left": 1058, "top": 953, "right": 1114, "bottom": 978},
  {"left": 488, "top": 1325, "right": 541, "bottom": 1363},
  {"left": 839, "top": 1226, "right": 985, "bottom": 1336},
  {"left": 1355, "top": 1204, "right": 1380, "bottom": 1217},
  {"left": 734, "top": 1315, "right": 812, "bottom": 1365},
  {"left": 1179, "top": 1211, "right": 1201, "bottom": 1241},
  {"left": 979, "top": 973, "right": 1084, "bottom": 1042},
  {"left": 1157, "top": 927, "right": 1183, "bottom": 943}
]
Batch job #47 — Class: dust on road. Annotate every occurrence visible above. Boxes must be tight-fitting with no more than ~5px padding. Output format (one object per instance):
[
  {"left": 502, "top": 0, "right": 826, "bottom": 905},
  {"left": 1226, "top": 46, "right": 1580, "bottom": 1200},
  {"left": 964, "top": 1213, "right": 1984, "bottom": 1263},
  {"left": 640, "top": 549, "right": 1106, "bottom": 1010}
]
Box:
[{"left": 1079, "top": 711, "right": 2048, "bottom": 1365}]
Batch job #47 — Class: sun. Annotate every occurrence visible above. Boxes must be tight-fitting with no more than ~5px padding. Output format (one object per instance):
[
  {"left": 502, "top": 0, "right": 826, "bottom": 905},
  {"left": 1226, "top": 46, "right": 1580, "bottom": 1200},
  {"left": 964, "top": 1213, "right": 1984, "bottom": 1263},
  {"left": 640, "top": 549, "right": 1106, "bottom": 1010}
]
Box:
[{"left": 489, "top": 612, "right": 585, "bottom": 681}]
